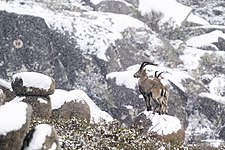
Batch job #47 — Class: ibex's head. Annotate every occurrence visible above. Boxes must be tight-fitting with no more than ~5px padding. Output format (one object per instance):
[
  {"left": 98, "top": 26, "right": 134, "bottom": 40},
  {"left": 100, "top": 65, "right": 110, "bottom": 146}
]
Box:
[
  {"left": 153, "top": 71, "right": 165, "bottom": 82},
  {"left": 133, "top": 61, "right": 157, "bottom": 78}
]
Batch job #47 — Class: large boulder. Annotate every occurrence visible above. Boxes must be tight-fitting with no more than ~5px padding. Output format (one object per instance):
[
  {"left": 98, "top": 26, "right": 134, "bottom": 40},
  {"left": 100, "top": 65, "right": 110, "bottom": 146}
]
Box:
[
  {"left": 0, "top": 101, "right": 32, "bottom": 150},
  {"left": 51, "top": 89, "right": 113, "bottom": 124},
  {"left": 12, "top": 72, "right": 55, "bottom": 96},
  {"left": 132, "top": 110, "right": 185, "bottom": 144},
  {"left": 22, "top": 96, "right": 52, "bottom": 119},
  {"left": 50, "top": 89, "right": 91, "bottom": 123},
  {"left": 57, "top": 101, "right": 90, "bottom": 123},
  {"left": 23, "top": 124, "right": 60, "bottom": 150},
  {"left": 0, "top": 79, "right": 15, "bottom": 105}
]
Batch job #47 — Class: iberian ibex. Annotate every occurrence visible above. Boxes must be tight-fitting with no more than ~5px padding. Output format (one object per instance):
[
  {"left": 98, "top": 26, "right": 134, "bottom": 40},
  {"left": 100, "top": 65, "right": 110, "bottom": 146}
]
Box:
[
  {"left": 153, "top": 71, "right": 169, "bottom": 114},
  {"left": 133, "top": 61, "right": 166, "bottom": 114}
]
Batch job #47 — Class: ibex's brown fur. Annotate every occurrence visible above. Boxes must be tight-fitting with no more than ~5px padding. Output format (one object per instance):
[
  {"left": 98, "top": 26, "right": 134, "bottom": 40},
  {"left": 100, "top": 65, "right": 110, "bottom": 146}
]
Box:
[
  {"left": 153, "top": 71, "right": 169, "bottom": 114},
  {"left": 133, "top": 62, "right": 166, "bottom": 115}
]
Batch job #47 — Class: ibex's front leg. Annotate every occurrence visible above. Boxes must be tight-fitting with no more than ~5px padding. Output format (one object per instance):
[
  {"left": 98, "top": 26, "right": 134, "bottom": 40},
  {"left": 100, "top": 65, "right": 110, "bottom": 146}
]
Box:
[
  {"left": 153, "top": 102, "right": 161, "bottom": 115},
  {"left": 143, "top": 94, "right": 151, "bottom": 111}
]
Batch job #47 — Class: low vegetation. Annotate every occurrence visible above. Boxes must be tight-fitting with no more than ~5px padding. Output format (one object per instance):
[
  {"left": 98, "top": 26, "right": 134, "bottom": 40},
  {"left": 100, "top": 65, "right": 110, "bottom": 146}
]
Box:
[{"left": 30, "top": 117, "right": 220, "bottom": 150}]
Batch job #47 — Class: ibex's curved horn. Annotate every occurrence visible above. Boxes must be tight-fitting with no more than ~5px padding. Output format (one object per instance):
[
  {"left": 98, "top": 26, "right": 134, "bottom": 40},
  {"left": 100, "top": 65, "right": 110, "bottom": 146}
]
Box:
[
  {"left": 155, "top": 71, "right": 159, "bottom": 77},
  {"left": 139, "top": 61, "right": 157, "bottom": 70},
  {"left": 157, "top": 71, "right": 164, "bottom": 78}
]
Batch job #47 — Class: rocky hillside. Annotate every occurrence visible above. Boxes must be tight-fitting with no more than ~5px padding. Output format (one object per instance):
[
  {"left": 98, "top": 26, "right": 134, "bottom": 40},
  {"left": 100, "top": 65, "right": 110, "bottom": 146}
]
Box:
[{"left": 1, "top": 0, "right": 225, "bottom": 147}]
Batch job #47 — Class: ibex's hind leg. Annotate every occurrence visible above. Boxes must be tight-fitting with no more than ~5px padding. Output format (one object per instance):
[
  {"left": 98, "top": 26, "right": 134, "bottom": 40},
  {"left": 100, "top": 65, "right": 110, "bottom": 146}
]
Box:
[
  {"left": 144, "top": 95, "right": 151, "bottom": 111},
  {"left": 154, "top": 101, "right": 162, "bottom": 115},
  {"left": 157, "top": 104, "right": 162, "bottom": 115}
]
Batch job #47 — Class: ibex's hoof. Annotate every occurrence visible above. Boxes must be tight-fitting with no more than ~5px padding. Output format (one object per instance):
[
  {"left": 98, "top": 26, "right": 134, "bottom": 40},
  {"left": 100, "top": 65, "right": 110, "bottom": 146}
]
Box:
[{"left": 146, "top": 107, "right": 151, "bottom": 111}]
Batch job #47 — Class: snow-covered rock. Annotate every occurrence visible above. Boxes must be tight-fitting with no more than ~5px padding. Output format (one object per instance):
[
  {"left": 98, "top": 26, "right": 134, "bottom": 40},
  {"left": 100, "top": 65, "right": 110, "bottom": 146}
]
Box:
[
  {"left": 133, "top": 110, "right": 184, "bottom": 143},
  {"left": 50, "top": 89, "right": 91, "bottom": 123},
  {"left": 0, "top": 101, "right": 32, "bottom": 150},
  {"left": 23, "top": 124, "right": 60, "bottom": 150},
  {"left": 50, "top": 89, "right": 113, "bottom": 123},
  {"left": 186, "top": 30, "right": 225, "bottom": 50},
  {"left": 134, "top": 110, "right": 182, "bottom": 135},
  {"left": 50, "top": 89, "right": 85, "bottom": 110},
  {"left": 12, "top": 72, "right": 55, "bottom": 96},
  {"left": 0, "top": 79, "right": 15, "bottom": 105},
  {"left": 69, "top": 90, "right": 114, "bottom": 124},
  {"left": 138, "top": 0, "right": 209, "bottom": 27}
]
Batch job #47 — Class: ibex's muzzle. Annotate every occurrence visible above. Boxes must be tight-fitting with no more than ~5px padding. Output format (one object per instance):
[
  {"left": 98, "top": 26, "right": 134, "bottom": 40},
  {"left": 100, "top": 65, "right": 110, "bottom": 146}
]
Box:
[{"left": 133, "top": 72, "right": 139, "bottom": 78}]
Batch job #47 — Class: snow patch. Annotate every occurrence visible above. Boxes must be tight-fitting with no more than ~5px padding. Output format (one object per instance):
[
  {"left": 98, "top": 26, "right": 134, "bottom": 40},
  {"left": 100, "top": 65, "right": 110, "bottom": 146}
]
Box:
[
  {"left": 209, "top": 76, "right": 225, "bottom": 96},
  {"left": 139, "top": 0, "right": 191, "bottom": 27},
  {"left": 0, "top": 79, "right": 12, "bottom": 90},
  {"left": 107, "top": 64, "right": 191, "bottom": 92},
  {"left": 0, "top": 101, "right": 28, "bottom": 135},
  {"left": 25, "top": 124, "right": 52, "bottom": 150},
  {"left": 143, "top": 111, "right": 182, "bottom": 135},
  {"left": 179, "top": 47, "right": 212, "bottom": 70},
  {"left": 106, "top": 65, "right": 139, "bottom": 89},
  {"left": 199, "top": 92, "right": 225, "bottom": 105},
  {"left": 12, "top": 72, "right": 53, "bottom": 90},
  {"left": 37, "top": 98, "right": 48, "bottom": 104},
  {"left": 187, "top": 13, "right": 210, "bottom": 25},
  {"left": 186, "top": 30, "right": 225, "bottom": 48},
  {"left": 50, "top": 89, "right": 84, "bottom": 110}
]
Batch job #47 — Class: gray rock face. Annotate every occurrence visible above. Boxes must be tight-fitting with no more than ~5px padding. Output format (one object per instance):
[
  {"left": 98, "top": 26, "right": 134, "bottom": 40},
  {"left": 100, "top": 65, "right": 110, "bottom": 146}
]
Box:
[
  {"left": 0, "top": 102, "right": 32, "bottom": 150},
  {"left": 0, "top": 11, "right": 53, "bottom": 79}
]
